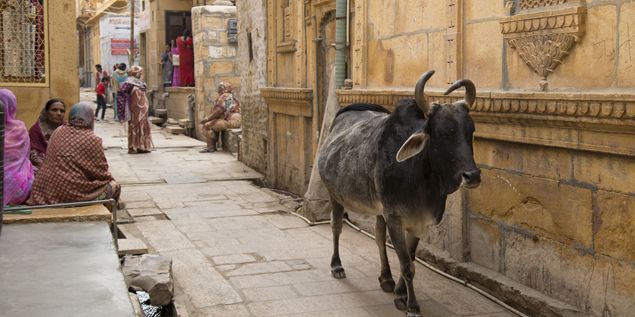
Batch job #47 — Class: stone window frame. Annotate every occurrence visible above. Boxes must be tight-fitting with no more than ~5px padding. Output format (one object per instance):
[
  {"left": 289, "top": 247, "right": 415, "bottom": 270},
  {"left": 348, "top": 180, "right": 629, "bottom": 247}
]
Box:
[{"left": 0, "top": 0, "right": 49, "bottom": 87}]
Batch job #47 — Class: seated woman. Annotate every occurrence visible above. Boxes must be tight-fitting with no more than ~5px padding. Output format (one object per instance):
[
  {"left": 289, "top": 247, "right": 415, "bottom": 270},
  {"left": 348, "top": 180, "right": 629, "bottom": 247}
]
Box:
[
  {"left": 199, "top": 82, "right": 241, "bottom": 152},
  {"left": 0, "top": 89, "right": 34, "bottom": 206},
  {"left": 29, "top": 98, "right": 66, "bottom": 169},
  {"left": 27, "top": 103, "right": 120, "bottom": 205}
]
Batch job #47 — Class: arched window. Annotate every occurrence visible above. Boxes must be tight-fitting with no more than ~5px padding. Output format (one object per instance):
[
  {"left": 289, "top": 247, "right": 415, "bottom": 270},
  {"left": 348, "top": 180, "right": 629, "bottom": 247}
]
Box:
[{"left": 0, "top": 0, "right": 48, "bottom": 86}]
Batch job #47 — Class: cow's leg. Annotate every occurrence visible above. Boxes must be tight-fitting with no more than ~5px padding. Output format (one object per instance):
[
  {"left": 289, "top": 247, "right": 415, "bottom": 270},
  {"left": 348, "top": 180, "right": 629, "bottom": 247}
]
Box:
[
  {"left": 330, "top": 199, "right": 346, "bottom": 279},
  {"left": 375, "top": 215, "right": 395, "bottom": 292},
  {"left": 394, "top": 233, "right": 420, "bottom": 310},
  {"left": 385, "top": 214, "right": 420, "bottom": 316}
]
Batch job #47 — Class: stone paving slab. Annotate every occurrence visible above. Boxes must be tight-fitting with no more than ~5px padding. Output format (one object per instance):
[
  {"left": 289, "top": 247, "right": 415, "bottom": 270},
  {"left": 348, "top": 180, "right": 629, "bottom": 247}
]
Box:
[{"left": 0, "top": 222, "right": 134, "bottom": 317}]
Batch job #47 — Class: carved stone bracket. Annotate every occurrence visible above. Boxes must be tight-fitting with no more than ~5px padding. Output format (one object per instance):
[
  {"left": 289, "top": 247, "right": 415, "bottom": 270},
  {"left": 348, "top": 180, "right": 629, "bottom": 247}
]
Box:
[
  {"left": 262, "top": 87, "right": 313, "bottom": 116},
  {"left": 501, "top": 4, "right": 586, "bottom": 91}
]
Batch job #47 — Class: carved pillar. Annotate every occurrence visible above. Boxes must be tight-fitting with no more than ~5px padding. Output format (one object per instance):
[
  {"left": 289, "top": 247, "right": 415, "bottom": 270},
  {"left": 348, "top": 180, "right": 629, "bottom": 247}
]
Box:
[
  {"left": 501, "top": 0, "right": 586, "bottom": 91},
  {"left": 445, "top": 0, "right": 463, "bottom": 85},
  {"left": 352, "top": 0, "right": 367, "bottom": 88}
]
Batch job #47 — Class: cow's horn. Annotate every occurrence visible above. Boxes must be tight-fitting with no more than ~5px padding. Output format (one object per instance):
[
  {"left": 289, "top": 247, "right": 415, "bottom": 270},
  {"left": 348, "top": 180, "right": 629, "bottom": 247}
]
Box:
[
  {"left": 415, "top": 70, "right": 435, "bottom": 115},
  {"left": 444, "top": 79, "right": 476, "bottom": 106}
]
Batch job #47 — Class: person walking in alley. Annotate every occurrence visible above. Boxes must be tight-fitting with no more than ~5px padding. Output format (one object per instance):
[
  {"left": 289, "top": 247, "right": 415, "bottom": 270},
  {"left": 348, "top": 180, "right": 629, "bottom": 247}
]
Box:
[
  {"left": 28, "top": 98, "right": 66, "bottom": 170},
  {"left": 0, "top": 89, "right": 34, "bottom": 206},
  {"left": 94, "top": 64, "right": 109, "bottom": 92},
  {"left": 95, "top": 77, "right": 109, "bottom": 121},
  {"left": 176, "top": 30, "right": 195, "bottom": 87},
  {"left": 117, "top": 66, "right": 153, "bottom": 154},
  {"left": 27, "top": 103, "right": 120, "bottom": 205},
  {"left": 111, "top": 63, "right": 128, "bottom": 121},
  {"left": 199, "top": 82, "right": 241, "bottom": 153}
]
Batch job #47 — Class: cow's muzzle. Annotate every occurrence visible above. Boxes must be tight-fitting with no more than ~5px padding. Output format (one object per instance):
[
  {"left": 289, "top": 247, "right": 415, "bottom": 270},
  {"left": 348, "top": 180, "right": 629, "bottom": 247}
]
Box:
[{"left": 461, "top": 169, "right": 481, "bottom": 189}]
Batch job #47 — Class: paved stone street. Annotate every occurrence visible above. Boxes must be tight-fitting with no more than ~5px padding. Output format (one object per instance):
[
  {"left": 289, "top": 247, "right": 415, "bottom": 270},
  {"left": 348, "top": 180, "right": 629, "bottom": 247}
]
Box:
[{"left": 86, "top": 90, "right": 517, "bottom": 317}]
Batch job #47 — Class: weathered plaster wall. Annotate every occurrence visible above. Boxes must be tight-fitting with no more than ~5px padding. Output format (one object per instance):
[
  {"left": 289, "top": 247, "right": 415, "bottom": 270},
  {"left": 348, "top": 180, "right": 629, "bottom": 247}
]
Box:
[
  {"left": 236, "top": 0, "right": 268, "bottom": 173},
  {"left": 11, "top": 0, "right": 79, "bottom": 128},
  {"left": 192, "top": 5, "right": 239, "bottom": 140}
]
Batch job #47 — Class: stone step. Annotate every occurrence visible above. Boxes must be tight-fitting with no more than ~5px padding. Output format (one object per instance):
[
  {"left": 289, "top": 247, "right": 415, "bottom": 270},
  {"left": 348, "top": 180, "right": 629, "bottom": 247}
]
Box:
[
  {"left": 178, "top": 118, "right": 192, "bottom": 128},
  {"left": 165, "top": 126, "right": 185, "bottom": 135},
  {"left": 150, "top": 117, "right": 165, "bottom": 125},
  {"left": 117, "top": 238, "right": 148, "bottom": 257},
  {"left": 154, "top": 108, "right": 168, "bottom": 117},
  {"left": 221, "top": 128, "right": 242, "bottom": 154}
]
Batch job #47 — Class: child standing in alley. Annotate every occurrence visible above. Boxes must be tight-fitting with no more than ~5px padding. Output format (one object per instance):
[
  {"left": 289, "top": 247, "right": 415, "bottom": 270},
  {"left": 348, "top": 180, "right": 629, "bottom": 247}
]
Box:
[{"left": 95, "top": 76, "right": 109, "bottom": 121}]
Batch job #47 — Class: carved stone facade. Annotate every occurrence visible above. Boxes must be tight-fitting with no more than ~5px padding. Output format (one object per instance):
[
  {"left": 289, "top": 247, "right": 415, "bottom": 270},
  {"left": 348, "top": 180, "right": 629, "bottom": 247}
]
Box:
[
  {"left": 254, "top": 1, "right": 635, "bottom": 316},
  {"left": 501, "top": 1, "right": 586, "bottom": 90},
  {"left": 10, "top": 0, "right": 78, "bottom": 127}
]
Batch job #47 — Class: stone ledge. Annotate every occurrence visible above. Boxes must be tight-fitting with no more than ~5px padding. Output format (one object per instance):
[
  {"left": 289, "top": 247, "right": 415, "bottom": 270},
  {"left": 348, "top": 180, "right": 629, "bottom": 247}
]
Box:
[
  {"left": 416, "top": 243, "right": 589, "bottom": 317},
  {"left": 336, "top": 89, "right": 635, "bottom": 157},
  {"left": 3, "top": 205, "right": 111, "bottom": 224},
  {"left": 165, "top": 87, "right": 195, "bottom": 94}
]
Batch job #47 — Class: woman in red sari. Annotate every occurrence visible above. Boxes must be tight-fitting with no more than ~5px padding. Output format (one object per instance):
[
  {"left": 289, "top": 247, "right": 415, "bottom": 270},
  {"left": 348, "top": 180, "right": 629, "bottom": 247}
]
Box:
[{"left": 176, "top": 30, "right": 195, "bottom": 87}]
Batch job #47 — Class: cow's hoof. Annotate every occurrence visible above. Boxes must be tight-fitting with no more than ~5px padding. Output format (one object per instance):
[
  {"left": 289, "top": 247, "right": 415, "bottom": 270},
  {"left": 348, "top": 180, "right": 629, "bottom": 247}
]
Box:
[
  {"left": 331, "top": 266, "right": 346, "bottom": 279},
  {"left": 394, "top": 297, "right": 407, "bottom": 311},
  {"left": 378, "top": 277, "right": 395, "bottom": 292}
]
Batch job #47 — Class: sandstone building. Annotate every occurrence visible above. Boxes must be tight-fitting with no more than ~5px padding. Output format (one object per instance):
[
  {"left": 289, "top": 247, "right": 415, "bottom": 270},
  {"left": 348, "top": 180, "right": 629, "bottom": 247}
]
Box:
[
  {"left": 1, "top": 0, "right": 79, "bottom": 126},
  {"left": 237, "top": 1, "right": 635, "bottom": 316}
]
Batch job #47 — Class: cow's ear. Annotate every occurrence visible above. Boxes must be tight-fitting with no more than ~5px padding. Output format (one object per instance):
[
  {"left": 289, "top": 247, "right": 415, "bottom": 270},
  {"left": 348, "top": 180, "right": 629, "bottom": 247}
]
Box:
[{"left": 396, "top": 132, "right": 429, "bottom": 162}]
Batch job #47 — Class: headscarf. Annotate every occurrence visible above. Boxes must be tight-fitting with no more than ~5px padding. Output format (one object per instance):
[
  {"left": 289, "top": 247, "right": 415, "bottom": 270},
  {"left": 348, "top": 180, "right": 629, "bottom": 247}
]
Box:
[
  {"left": 68, "top": 102, "right": 95, "bottom": 129},
  {"left": 215, "top": 82, "right": 239, "bottom": 114},
  {"left": 0, "top": 89, "right": 34, "bottom": 205},
  {"left": 124, "top": 66, "right": 147, "bottom": 90},
  {"left": 117, "top": 66, "right": 146, "bottom": 121},
  {"left": 29, "top": 99, "right": 65, "bottom": 155}
]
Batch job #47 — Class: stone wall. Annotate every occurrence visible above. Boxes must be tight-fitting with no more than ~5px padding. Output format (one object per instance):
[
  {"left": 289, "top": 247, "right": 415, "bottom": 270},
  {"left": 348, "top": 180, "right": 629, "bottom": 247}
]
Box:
[
  {"left": 192, "top": 5, "right": 240, "bottom": 141},
  {"left": 236, "top": 0, "right": 268, "bottom": 173},
  {"left": 259, "top": 1, "right": 635, "bottom": 316},
  {"left": 12, "top": 0, "right": 79, "bottom": 127},
  {"left": 163, "top": 87, "right": 194, "bottom": 123}
]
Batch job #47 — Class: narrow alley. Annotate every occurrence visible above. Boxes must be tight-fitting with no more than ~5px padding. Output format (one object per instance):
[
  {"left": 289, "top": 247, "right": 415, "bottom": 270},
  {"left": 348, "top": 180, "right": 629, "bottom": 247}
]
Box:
[{"left": 82, "top": 90, "right": 518, "bottom": 317}]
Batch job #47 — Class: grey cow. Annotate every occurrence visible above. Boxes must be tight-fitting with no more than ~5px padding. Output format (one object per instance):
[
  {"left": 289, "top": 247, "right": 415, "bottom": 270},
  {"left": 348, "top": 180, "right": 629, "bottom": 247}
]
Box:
[{"left": 318, "top": 70, "right": 481, "bottom": 317}]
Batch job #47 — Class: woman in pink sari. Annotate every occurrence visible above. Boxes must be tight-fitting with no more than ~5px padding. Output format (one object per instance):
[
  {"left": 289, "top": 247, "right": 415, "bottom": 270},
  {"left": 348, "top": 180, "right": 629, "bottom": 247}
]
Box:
[{"left": 0, "top": 89, "right": 34, "bottom": 206}]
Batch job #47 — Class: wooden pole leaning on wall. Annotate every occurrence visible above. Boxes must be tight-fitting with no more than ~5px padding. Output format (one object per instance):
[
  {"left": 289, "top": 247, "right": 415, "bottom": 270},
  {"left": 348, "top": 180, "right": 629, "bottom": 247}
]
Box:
[{"left": 129, "top": 0, "right": 135, "bottom": 67}]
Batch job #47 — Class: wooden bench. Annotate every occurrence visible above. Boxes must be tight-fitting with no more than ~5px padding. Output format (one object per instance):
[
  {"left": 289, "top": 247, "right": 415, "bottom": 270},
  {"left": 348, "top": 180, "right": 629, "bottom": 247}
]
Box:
[{"left": 3, "top": 204, "right": 111, "bottom": 224}]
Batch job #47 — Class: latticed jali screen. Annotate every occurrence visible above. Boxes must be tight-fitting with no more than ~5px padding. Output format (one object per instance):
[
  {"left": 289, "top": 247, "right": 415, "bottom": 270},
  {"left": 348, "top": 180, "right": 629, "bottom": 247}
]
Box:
[{"left": 0, "top": 0, "right": 47, "bottom": 86}]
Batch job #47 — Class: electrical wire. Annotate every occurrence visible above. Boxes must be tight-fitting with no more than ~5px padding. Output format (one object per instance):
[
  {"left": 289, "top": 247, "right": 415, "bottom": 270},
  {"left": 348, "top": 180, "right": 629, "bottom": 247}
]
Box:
[{"left": 287, "top": 211, "right": 529, "bottom": 317}]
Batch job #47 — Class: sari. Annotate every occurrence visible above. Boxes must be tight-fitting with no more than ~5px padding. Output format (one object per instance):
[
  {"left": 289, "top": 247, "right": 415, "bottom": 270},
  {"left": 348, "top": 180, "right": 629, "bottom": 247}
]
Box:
[
  {"left": 0, "top": 89, "right": 34, "bottom": 205},
  {"left": 176, "top": 35, "right": 194, "bottom": 86},
  {"left": 27, "top": 103, "right": 120, "bottom": 205},
  {"left": 117, "top": 75, "right": 153, "bottom": 152},
  {"left": 171, "top": 47, "right": 181, "bottom": 87},
  {"left": 111, "top": 69, "right": 128, "bottom": 120}
]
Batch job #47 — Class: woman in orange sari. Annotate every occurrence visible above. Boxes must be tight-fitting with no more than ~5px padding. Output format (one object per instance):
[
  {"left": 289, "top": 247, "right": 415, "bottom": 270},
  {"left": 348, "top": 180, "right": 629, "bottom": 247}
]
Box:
[{"left": 117, "top": 66, "right": 153, "bottom": 154}]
